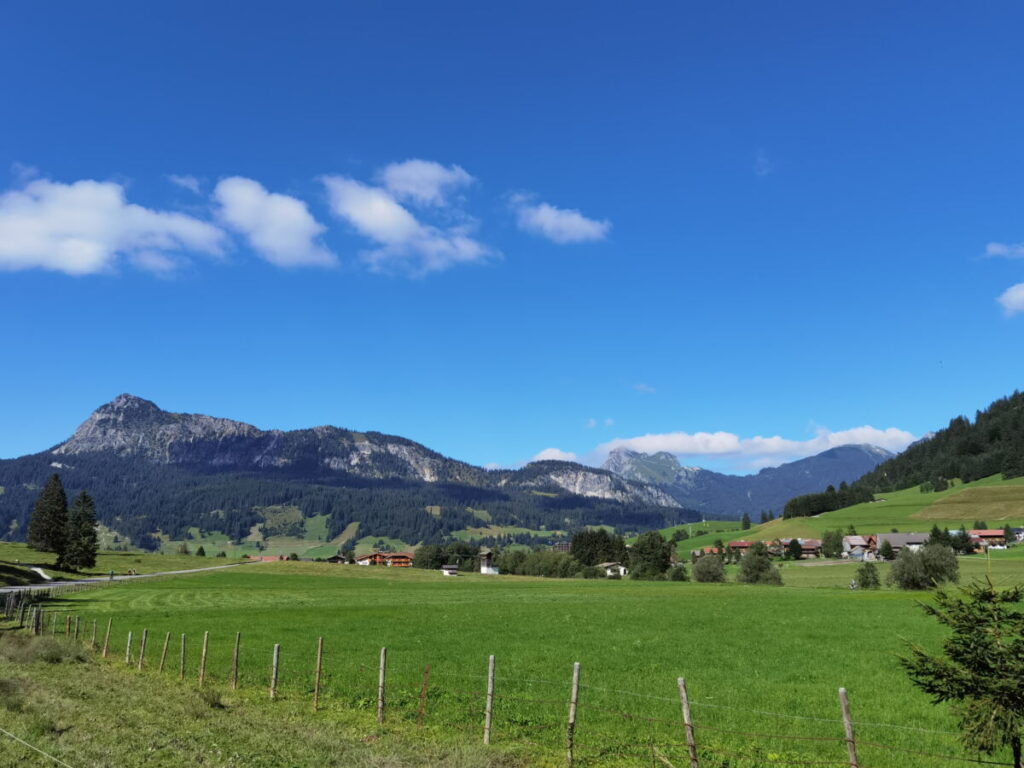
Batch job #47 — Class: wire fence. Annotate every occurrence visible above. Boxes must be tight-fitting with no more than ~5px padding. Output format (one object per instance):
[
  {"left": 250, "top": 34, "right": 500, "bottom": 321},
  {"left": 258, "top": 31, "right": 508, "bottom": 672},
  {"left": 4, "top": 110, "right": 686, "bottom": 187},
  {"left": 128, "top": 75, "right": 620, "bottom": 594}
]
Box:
[{"left": 1, "top": 593, "right": 1016, "bottom": 768}]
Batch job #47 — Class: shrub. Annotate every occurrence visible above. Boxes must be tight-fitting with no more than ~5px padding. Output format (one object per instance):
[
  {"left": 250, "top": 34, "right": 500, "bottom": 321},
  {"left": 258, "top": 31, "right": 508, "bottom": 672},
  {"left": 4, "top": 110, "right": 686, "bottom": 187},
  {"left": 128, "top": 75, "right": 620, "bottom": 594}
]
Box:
[
  {"left": 855, "top": 561, "right": 880, "bottom": 589},
  {"left": 693, "top": 555, "right": 725, "bottom": 583},
  {"left": 737, "top": 542, "right": 782, "bottom": 585},
  {"left": 888, "top": 545, "right": 959, "bottom": 590},
  {"left": 667, "top": 565, "right": 689, "bottom": 581}
]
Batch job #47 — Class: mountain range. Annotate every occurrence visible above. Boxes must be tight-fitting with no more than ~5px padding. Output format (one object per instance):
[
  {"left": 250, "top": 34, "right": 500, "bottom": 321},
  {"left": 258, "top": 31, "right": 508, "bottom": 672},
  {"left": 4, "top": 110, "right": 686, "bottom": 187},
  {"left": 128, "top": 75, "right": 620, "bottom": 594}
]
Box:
[
  {"left": 0, "top": 394, "right": 892, "bottom": 549},
  {"left": 602, "top": 444, "right": 893, "bottom": 519}
]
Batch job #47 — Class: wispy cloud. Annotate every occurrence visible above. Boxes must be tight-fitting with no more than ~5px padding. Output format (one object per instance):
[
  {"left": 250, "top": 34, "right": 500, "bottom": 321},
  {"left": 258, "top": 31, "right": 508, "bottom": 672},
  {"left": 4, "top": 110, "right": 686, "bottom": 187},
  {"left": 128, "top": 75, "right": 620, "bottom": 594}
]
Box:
[
  {"left": 0, "top": 176, "right": 224, "bottom": 275},
  {"left": 585, "top": 417, "right": 615, "bottom": 429},
  {"left": 168, "top": 174, "right": 202, "bottom": 195},
  {"left": 322, "top": 171, "right": 494, "bottom": 276},
  {"left": 510, "top": 194, "right": 610, "bottom": 244},
  {"left": 986, "top": 242, "right": 1024, "bottom": 259},
  {"left": 754, "top": 149, "right": 773, "bottom": 177},
  {"left": 214, "top": 177, "right": 335, "bottom": 268},
  {"left": 377, "top": 159, "right": 473, "bottom": 207},
  {"left": 634, "top": 383, "right": 656, "bottom": 394}
]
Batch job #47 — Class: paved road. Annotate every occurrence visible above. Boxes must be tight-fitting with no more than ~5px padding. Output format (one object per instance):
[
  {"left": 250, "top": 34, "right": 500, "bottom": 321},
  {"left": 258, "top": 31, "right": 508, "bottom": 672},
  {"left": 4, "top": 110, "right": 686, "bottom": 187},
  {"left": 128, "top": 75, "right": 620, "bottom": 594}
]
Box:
[{"left": 0, "top": 561, "right": 258, "bottom": 594}]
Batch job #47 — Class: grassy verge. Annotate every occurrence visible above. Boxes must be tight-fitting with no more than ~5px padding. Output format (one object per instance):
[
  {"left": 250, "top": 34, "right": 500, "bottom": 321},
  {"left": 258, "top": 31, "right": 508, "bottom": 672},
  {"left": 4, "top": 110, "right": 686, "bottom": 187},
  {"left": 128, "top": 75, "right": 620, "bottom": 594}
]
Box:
[{"left": 0, "top": 632, "right": 530, "bottom": 768}]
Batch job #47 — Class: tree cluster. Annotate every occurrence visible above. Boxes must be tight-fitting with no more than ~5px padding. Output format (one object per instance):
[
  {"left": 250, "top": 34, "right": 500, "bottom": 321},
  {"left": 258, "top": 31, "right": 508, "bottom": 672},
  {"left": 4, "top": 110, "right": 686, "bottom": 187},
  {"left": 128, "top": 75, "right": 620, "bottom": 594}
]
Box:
[
  {"left": 783, "top": 481, "right": 873, "bottom": 519},
  {"left": 27, "top": 474, "right": 98, "bottom": 570},
  {"left": 569, "top": 528, "right": 627, "bottom": 566},
  {"left": 887, "top": 544, "right": 960, "bottom": 590}
]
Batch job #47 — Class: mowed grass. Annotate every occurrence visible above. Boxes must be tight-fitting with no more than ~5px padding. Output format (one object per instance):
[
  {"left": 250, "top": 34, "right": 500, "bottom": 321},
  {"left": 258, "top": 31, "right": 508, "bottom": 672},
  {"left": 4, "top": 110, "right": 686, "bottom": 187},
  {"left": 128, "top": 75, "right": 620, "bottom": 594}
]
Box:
[
  {"left": 0, "top": 541, "right": 219, "bottom": 583},
  {"left": 44, "top": 561, "right": 1024, "bottom": 767}
]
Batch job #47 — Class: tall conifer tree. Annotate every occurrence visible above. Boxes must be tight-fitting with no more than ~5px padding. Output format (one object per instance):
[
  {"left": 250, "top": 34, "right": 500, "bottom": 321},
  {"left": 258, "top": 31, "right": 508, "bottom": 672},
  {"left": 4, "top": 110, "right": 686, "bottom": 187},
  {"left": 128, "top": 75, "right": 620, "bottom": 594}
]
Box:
[
  {"left": 65, "top": 491, "right": 99, "bottom": 569},
  {"left": 27, "top": 474, "right": 69, "bottom": 558}
]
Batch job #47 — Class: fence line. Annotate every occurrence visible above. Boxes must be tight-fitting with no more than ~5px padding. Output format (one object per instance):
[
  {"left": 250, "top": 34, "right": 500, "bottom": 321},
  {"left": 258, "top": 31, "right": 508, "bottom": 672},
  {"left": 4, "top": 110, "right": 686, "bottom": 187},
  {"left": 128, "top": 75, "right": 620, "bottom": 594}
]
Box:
[{"left": 7, "top": 602, "right": 1013, "bottom": 768}]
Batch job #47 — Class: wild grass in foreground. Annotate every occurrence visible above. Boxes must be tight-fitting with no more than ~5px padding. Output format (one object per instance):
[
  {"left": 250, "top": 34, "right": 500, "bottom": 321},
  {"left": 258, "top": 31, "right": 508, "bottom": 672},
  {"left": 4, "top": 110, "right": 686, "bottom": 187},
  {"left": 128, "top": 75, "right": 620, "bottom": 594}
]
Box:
[
  {"left": 30, "top": 561, "right": 1024, "bottom": 767},
  {"left": 0, "top": 633, "right": 530, "bottom": 768}
]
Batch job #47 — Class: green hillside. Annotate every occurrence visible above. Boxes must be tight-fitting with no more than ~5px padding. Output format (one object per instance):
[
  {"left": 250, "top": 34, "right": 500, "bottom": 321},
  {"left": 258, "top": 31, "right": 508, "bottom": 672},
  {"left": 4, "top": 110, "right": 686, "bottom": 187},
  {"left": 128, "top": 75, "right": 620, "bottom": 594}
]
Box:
[{"left": 669, "top": 473, "right": 1024, "bottom": 557}]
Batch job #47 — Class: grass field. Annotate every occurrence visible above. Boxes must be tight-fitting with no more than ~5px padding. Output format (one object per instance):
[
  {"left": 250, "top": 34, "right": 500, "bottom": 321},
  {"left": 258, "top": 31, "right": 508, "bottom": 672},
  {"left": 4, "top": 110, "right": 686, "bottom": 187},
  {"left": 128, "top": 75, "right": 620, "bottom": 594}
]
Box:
[
  {"left": 0, "top": 541, "right": 222, "bottom": 584},
  {"left": 14, "top": 558, "right": 1021, "bottom": 767}
]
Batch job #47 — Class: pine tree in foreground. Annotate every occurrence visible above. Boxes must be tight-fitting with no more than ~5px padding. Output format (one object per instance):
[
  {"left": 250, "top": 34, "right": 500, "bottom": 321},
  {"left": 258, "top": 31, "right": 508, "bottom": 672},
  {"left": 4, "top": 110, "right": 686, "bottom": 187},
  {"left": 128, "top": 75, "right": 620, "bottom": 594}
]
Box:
[
  {"left": 64, "top": 491, "right": 99, "bottom": 570},
  {"left": 27, "top": 474, "right": 69, "bottom": 560},
  {"left": 901, "top": 580, "right": 1024, "bottom": 767}
]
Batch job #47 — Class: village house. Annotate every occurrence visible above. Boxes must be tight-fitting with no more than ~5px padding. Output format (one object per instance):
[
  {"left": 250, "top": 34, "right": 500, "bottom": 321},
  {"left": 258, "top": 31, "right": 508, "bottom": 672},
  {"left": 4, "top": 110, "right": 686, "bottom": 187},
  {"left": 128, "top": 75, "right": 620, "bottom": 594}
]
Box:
[
  {"left": 551, "top": 541, "right": 572, "bottom": 553},
  {"left": 728, "top": 541, "right": 753, "bottom": 556},
  {"left": 842, "top": 535, "right": 876, "bottom": 561},
  {"left": 874, "top": 532, "right": 929, "bottom": 556},
  {"left": 775, "top": 538, "right": 822, "bottom": 558},
  {"left": 597, "top": 561, "right": 628, "bottom": 577},
  {"left": 691, "top": 546, "right": 725, "bottom": 558},
  {"left": 969, "top": 529, "right": 1007, "bottom": 549},
  {"left": 440, "top": 564, "right": 459, "bottom": 577},
  {"left": 355, "top": 552, "right": 414, "bottom": 567}
]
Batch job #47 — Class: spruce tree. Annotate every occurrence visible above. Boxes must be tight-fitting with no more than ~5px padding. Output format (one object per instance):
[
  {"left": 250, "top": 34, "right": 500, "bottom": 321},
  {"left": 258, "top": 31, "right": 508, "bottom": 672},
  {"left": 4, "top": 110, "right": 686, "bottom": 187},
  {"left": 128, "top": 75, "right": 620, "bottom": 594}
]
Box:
[
  {"left": 64, "top": 491, "right": 99, "bottom": 570},
  {"left": 27, "top": 474, "right": 69, "bottom": 560},
  {"left": 740, "top": 513, "right": 751, "bottom": 530}
]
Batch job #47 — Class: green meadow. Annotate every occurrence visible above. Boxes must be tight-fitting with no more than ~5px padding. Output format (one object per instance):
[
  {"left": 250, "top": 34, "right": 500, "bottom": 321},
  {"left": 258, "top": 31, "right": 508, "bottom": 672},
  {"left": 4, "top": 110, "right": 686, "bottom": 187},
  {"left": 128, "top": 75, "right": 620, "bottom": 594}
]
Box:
[{"left": 20, "top": 558, "right": 1022, "bottom": 767}]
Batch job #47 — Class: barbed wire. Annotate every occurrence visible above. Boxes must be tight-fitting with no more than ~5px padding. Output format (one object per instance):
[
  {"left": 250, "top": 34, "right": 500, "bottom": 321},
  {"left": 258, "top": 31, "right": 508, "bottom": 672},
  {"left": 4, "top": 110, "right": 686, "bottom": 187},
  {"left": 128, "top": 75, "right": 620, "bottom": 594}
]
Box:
[{"left": 0, "top": 726, "right": 78, "bottom": 768}]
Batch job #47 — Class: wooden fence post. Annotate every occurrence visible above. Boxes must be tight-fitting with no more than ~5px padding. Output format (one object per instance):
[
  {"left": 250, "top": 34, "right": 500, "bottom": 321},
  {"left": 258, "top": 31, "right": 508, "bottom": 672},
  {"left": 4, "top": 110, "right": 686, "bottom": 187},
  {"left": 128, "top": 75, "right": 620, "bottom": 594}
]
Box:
[
  {"left": 377, "top": 647, "right": 387, "bottom": 724},
  {"left": 90, "top": 619, "right": 97, "bottom": 650},
  {"left": 50, "top": 612, "right": 57, "bottom": 635},
  {"left": 484, "top": 654, "right": 495, "bottom": 745},
  {"left": 678, "top": 677, "right": 699, "bottom": 768},
  {"left": 566, "top": 662, "right": 580, "bottom": 768},
  {"left": 270, "top": 643, "right": 281, "bottom": 700},
  {"left": 64, "top": 615, "right": 71, "bottom": 636},
  {"left": 199, "top": 631, "right": 209, "bottom": 686},
  {"left": 138, "top": 629, "right": 148, "bottom": 670},
  {"left": 158, "top": 632, "right": 170, "bottom": 672},
  {"left": 838, "top": 687, "right": 860, "bottom": 768},
  {"left": 179, "top": 634, "right": 187, "bottom": 680},
  {"left": 313, "top": 636, "right": 324, "bottom": 712},
  {"left": 231, "top": 632, "right": 241, "bottom": 690},
  {"left": 417, "top": 664, "right": 431, "bottom": 727},
  {"left": 125, "top": 631, "right": 133, "bottom": 665},
  {"left": 73, "top": 616, "right": 80, "bottom": 641},
  {"left": 102, "top": 618, "right": 112, "bottom": 657}
]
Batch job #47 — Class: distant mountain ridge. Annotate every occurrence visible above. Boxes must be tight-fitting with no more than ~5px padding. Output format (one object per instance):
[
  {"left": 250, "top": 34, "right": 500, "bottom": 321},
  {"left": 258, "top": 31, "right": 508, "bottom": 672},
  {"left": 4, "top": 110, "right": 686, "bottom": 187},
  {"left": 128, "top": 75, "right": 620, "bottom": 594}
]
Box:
[
  {"left": 0, "top": 395, "right": 690, "bottom": 549},
  {"left": 601, "top": 444, "right": 893, "bottom": 519}
]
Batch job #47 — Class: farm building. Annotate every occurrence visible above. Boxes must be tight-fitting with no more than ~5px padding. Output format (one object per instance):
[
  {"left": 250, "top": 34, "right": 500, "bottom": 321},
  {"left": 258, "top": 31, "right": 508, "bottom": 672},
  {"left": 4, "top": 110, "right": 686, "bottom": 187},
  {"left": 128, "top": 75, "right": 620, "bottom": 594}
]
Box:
[
  {"left": 842, "top": 535, "right": 877, "bottom": 560},
  {"left": 728, "top": 541, "right": 753, "bottom": 555},
  {"left": 551, "top": 541, "right": 572, "bottom": 553},
  {"left": 969, "top": 529, "right": 1007, "bottom": 548},
  {"left": 355, "top": 552, "right": 414, "bottom": 567},
  {"left": 597, "top": 561, "right": 628, "bottom": 577},
  {"left": 441, "top": 564, "right": 459, "bottom": 577},
  {"left": 874, "top": 532, "right": 929, "bottom": 555},
  {"left": 479, "top": 547, "right": 499, "bottom": 575},
  {"left": 691, "top": 546, "right": 725, "bottom": 558}
]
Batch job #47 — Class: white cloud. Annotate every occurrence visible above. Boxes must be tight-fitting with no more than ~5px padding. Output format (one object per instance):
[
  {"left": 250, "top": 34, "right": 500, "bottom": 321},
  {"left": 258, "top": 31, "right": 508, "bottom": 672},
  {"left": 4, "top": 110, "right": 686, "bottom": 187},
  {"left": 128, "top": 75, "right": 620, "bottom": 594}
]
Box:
[
  {"left": 531, "top": 448, "right": 579, "bottom": 463},
  {"left": 214, "top": 177, "right": 335, "bottom": 268},
  {"left": 377, "top": 159, "right": 473, "bottom": 207},
  {"left": 585, "top": 418, "right": 598, "bottom": 429},
  {"left": 754, "top": 149, "right": 773, "bottom": 177},
  {"left": 634, "top": 383, "right": 656, "bottom": 394},
  {"left": 986, "top": 242, "right": 1024, "bottom": 259},
  {"left": 168, "top": 174, "right": 201, "bottom": 195},
  {"left": 511, "top": 194, "right": 610, "bottom": 244},
  {"left": 322, "top": 174, "right": 494, "bottom": 275},
  {"left": 997, "top": 283, "right": 1024, "bottom": 316},
  {"left": 594, "top": 425, "right": 916, "bottom": 467},
  {"left": 0, "top": 177, "right": 224, "bottom": 275},
  {"left": 604, "top": 418, "right": 615, "bottom": 427}
]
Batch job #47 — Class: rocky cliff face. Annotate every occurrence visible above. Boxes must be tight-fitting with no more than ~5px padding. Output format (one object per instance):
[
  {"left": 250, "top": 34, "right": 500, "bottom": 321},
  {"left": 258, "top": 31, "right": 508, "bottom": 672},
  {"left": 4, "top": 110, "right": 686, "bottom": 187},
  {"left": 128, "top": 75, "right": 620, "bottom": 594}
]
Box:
[
  {"left": 52, "top": 395, "right": 677, "bottom": 508},
  {"left": 602, "top": 444, "right": 893, "bottom": 518}
]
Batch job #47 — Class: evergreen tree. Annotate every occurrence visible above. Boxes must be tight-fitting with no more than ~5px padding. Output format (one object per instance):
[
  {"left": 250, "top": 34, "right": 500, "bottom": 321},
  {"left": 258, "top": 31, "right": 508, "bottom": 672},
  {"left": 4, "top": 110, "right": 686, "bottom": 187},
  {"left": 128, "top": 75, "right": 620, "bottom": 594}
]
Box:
[
  {"left": 786, "top": 538, "right": 803, "bottom": 561},
  {"left": 27, "top": 474, "right": 69, "bottom": 561},
  {"left": 196, "top": 545, "right": 206, "bottom": 557},
  {"left": 901, "top": 581, "right": 1024, "bottom": 766},
  {"left": 740, "top": 513, "right": 751, "bottom": 530},
  {"left": 737, "top": 541, "right": 782, "bottom": 585},
  {"left": 63, "top": 491, "right": 98, "bottom": 570},
  {"left": 879, "top": 539, "right": 895, "bottom": 561}
]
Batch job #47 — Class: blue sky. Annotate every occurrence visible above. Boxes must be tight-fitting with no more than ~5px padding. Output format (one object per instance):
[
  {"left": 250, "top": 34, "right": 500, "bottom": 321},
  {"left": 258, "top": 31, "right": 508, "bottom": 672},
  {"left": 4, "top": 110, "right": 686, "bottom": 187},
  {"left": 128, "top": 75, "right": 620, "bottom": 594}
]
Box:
[{"left": 2, "top": 2, "right": 1023, "bottom": 472}]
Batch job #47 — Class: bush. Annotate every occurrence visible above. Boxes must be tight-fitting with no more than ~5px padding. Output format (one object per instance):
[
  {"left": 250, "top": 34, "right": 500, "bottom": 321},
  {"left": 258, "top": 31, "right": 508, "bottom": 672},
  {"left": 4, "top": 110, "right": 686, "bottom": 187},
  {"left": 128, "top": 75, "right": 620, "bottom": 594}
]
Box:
[
  {"left": 737, "top": 542, "right": 782, "bottom": 585},
  {"left": 888, "top": 544, "right": 959, "bottom": 590},
  {"left": 580, "top": 565, "right": 603, "bottom": 579},
  {"left": 668, "top": 564, "right": 689, "bottom": 581},
  {"left": 693, "top": 555, "right": 725, "bottom": 583},
  {"left": 855, "top": 561, "right": 880, "bottom": 589}
]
